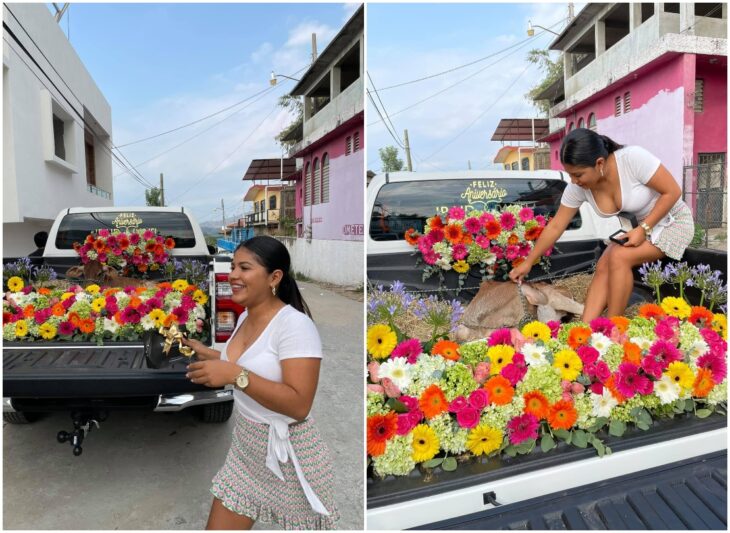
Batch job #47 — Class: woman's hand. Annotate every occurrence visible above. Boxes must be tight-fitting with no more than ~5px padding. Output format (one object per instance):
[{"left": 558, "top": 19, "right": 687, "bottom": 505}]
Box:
[
  {"left": 186, "top": 360, "right": 240, "bottom": 388},
  {"left": 509, "top": 261, "right": 533, "bottom": 283},
  {"left": 622, "top": 226, "right": 647, "bottom": 247},
  {"left": 181, "top": 337, "right": 219, "bottom": 360}
]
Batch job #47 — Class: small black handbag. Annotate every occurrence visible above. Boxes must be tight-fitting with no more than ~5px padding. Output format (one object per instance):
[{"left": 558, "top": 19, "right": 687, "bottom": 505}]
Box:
[{"left": 143, "top": 325, "right": 196, "bottom": 369}]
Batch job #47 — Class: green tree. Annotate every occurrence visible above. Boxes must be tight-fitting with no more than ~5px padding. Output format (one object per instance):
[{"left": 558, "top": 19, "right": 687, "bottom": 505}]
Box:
[
  {"left": 525, "top": 49, "right": 564, "bottom": 116},
  {"left": 275, "top": 95, "right": 304, "bottom": 149},
  {"left": 145, "top": 187, "right": 163, "bottom": 206},
  {"left": 379, "top": 145, "right": 404, "bottom": 172}
]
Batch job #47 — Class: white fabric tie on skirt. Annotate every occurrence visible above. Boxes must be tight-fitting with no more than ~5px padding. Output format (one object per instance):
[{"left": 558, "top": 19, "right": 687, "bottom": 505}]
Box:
[{"left": 266, "top": 419, "right": 330, "bottom": 516}]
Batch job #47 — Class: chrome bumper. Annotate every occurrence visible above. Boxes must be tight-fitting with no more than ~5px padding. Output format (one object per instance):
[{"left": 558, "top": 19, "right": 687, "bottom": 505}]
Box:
[
  {"left": 154, "top": 388, "right": 233, "bottom": 412},
  {"left": 3, "top": 398, "right": 16, "bottom": 413}
]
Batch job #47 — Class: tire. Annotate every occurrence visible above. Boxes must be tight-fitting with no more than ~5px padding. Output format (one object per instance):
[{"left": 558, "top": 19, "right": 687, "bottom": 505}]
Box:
[
  {"left": 199, "top": 401, "right": 234, "bottom": 423},
  {"left": 3, "top": 411, "right": 38, "bottom": 424}
]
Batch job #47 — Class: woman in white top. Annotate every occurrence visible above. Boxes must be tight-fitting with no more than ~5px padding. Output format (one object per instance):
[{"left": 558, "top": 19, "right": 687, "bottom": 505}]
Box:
[
  {"left": 183, "top": 236, "right": 339, "bottom": 530},
  {"left": 510, "top": 128, "right": 694, "bottom": 321}
]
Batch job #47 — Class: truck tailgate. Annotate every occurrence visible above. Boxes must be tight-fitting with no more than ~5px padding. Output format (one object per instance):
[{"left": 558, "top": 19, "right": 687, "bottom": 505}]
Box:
[
  {"left": 3, "top": 344, "right": 205, "bottom": 397},
  {"left": 416, "top": 450, "right": 726, "bottom": 530}
]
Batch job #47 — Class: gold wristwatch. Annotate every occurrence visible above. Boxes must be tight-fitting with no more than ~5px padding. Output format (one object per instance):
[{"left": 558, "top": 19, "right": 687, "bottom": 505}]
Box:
[
  {"left": 639, "top": 222, "right": 652, "bottom": 235},
  {"left": 234, "top": 368, "right": 250, "bottom": 391}
]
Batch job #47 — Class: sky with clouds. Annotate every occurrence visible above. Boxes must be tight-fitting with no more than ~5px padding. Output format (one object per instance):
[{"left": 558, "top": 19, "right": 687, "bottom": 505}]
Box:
[
  {"left": 51, "top": 2, "right": 359, "bottom": 227},
  {"left": 367, "top": 3, "right": 582, "bottom": 174}
]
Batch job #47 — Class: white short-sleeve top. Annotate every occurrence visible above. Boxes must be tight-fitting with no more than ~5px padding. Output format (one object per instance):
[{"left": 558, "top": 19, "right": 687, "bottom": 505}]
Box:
[
  {"left": 560, "top": 145, "right": 662, "bottom": 219},
  {"left": 221, "top": 304, "right": 323, "bottom": 423}
]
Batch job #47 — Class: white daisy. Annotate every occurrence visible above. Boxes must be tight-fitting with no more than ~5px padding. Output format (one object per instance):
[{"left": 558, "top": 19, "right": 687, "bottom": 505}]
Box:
[
  {"left": 590, "top": 332, "right": 612, "bottom": 355},
  {"left": 654, "top": 374, "right": 681, "bottom": 404},
  {"left": 140, "top": 314, "right": 155, "bottom": 330},
  {"left": 522, "top": 343, "right": 548, "bottom": 366},
  {"left": 103, "top": 318, "right": 119, "bottom": 334},
  {"left": 591, "top": 389, "right": 618, "bottom": 417},
  {"left": 379, "top": 357, "right": 413, "bottom": 390},
  {"left": 630, "top": 337, "right": 653, "bottom": 351},
  {"left": 684, "top": 339, "right": 709, "bottom": 361}
]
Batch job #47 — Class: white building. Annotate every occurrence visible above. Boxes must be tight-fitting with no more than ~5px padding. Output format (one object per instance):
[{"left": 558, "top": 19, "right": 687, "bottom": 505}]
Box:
[{"left": 3, "top": 3, "right": 113, "bottom": 257}]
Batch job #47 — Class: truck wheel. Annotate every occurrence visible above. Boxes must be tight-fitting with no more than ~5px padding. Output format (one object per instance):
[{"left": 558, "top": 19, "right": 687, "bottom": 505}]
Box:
[
  {"left": 199, "top": 401, "right": 234, "bottom": 423},
  {"left": 3, "top": 412, "right": 38, "bottom": 424}
]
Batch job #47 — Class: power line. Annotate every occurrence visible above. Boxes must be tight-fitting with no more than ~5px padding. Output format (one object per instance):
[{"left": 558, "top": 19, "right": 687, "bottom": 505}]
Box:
[
  {"left": 366, "top": 89, "right": 405, "bottom": 150},
  {"left": 366, "top": 71, "right": 403, "bottom": 148},
  {"left": 679, "top": 4, "right": 723, "bottom": 34}
]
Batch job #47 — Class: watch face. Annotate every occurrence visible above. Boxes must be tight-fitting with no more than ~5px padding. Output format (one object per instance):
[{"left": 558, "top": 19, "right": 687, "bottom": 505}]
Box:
[{"left": 236, "top": 372, "right": 248, "bottom": 389}]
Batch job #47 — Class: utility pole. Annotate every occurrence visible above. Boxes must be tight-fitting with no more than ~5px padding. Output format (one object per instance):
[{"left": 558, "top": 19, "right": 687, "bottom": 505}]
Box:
[
  {"left": 311, "top": 33, "right": 318, "bottom": 63},
  {"left": 568, "top": 2, "right": 575, "bottom": 20},
  {"left": 221, "top": 198, "right": 226, "bottom": 237},
  {"left": 403, "top": 129, "right": 413, "bottom": 172},
  {"left": 159, "top": 173, "right": 165, "bottom": 207},
  {"left": 468, "top": 160, "right": 472, "bottom": 170}
]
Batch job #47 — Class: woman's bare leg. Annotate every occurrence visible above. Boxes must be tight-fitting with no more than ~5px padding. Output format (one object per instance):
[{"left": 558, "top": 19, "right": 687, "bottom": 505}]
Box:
[
  {"left": 206, "top": 497, "right": 255, "bottom": 530},
  {"left": 606, "top": 242, "right": 665, "bottom": 317},
  {"left": 581, "top": 245, "right": 614, "bottom": 322}
]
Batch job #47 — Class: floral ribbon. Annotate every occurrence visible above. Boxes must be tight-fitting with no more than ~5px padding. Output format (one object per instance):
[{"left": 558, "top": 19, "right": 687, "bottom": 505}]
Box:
[{"left": 158, "top": 324, "right": 195, "bottom": 358}]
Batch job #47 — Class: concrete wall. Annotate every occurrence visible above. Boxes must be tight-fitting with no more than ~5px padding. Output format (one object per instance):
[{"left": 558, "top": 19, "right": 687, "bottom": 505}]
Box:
[
  {"left": 277, "top": 236, "right": 363, "bottom": 286},
  {"left": 302, "top": 77, "right": 364, "bottom": 147},
  {"left": 300, "top": 121, "right": 364, "bottom": 241},
  {"left": 3, "top": 4, "right": 113, "bottom": 256}
]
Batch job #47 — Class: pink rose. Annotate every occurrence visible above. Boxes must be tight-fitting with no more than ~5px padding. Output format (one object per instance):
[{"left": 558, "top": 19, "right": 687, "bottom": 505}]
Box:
[
  {"left": 468, "top": 388, "right": 489, "bottom": 410},
  {"left": 561, "top": 380, "right": 573, "bottom": 391},
  {"left": 474, "top": 362, "right": 490, "bottom": 384},
  {"left": 449, "top": 396, "right": 468, "bottom": 413},
  {"left": 562, "top": 391, "right": 573, "bottom": 402},
  {"left": 381, "top": 377, "right": 401, "bottom": 398},
  {"left": 456, "top": 406, "right": 480, "bottom": 429},
  {"left": 399, "top": 395, "right": 419, "bottom": 412},
  {"left": 510, "top": 329, "right": 528, "bottom": 353},
  {"left": 571, "top": 382, "right": 585, "bottom": 394},
  {"left": 590, "top": 382, "right": 604, "bottom": 395},
  {"left": 367, "top": 384, "right": 384, "bottom": 394},
  {"left": 396, "top": 413, "right": 415, "bottom": 436},
  {"left": 367, "top": 361, "right": 380, "bottom": 382}
]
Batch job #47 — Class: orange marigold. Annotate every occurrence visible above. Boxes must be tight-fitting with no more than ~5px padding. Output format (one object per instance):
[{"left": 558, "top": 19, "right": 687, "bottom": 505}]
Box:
[
  {"left": 523, "top": 390, "right": 550, "bottom": 420},
  {"left": 51, "top": 303, "right": 66, "bottom": 317},
  {"left": 567, "top": 326, "right": 592, "bottom": 349},
  {"left": 638, "top": 303, "right": 665, "bottom": 320},
  {"left": 610, "top": 316, "right": 630, "bottom": 333},
  {"left": 367, "top": 412, "right": 398, "bottom": 457},
  {"left": 444, "top": 223, "right": 463, "bottom": 244},
  {"left": 688, "top": 306, "right": 714, "bottom": 328},
  {"left": 622, "top": 342, "right": 642, "bottom": 366},
  {"left": 693, "top": 368, "right": 715, "bottom": 398},
  {"left": 431, "top": 340, "right": 460, "bottom": 361},
  {"left": 419, "top": 384, "right": 449, "bottom": 419},
  {"left": 404, "top": 228, "right": 419, "bottom": 245},
  {"left": 548, "top": 400, "right": 578, "bottom": 431},
  {"left": 485, "top": 375, "right": 514, "bottom": 406}
]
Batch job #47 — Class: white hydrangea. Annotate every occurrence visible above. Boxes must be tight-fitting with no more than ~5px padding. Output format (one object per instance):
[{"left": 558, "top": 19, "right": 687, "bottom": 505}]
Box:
[
  {"left": 103, "top": 318, "right": 119, "bottom": 334},
  {"left": 629, "top": 336, "right": 653, "bottom": 351}
]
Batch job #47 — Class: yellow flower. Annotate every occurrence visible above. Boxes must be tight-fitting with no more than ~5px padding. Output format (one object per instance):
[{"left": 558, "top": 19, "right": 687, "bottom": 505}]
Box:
[
  {"left": 148, "top": 309, "right": 166, "bottom": 328},
  {"left": 553, "top": 349, "right": 583, "bottom": 382},
  {"left": 39, "top": 323, "right": 57, "bottom": 340},
  {"left": 411, "top": 424, "right": 440, "bottom": 462},
  {"left": 150, "top": 263, "right": 160, "bottom": 271},
  {"left": 666, "top": 361, "right": 694, "bottom": 390},
  {"left": 453, "top": 260, "right": 470, "bottom": 274},
  {"left": 85, "top": 284, "right": 101, "bottom": 295},
  {"left": 61, "top": 292, "right": 74, "bottom": 301},
  {"left": 172, "top": 279, "right": 189, "bottom": 292},
  {"left": 712, "top": 314, "right": 727, "bottom": 340},
  {"left": 521, "top": 321, "right": 551, "bottom": 343},
  {"left": 15, "top": 320, "right": 28, "bottom": 338},
  {"left": 466, "top": 424, "right": 503, "bottom": 456},
  {"left": 660, "top": 296, "right": 691, "bottom": 319},
  {"left": 487, "top": 345, "right": 514, "bottom": 375},
  {"left": 7, "top": 276, "right": 24, "bottom": 292},
  {"left": 91, "top": 297, "right": 106, "bottom": 313},
  {"left": 193, "top": 289, "right": 209, "bottom": 305},
  {"left": 367, "top": 324, "right": 397, "bottom": 360}
]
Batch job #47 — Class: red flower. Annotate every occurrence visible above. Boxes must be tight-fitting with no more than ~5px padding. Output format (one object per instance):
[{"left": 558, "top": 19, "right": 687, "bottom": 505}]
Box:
[
  {"left": 485, "top": 220, "right": 502, "bottom": 240},
  {"left": 525, "top": 226, "right": 543, "bottom": 241},
  {"left": 367, "top": 412, "right": 398, "bottom": 457}
]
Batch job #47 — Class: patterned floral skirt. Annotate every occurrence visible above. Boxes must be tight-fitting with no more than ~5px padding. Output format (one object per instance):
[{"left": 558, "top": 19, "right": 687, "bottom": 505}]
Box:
[
  {"left": 210, "top": 413, "right": 340, "bottom": 530},
  {"left": 649, "top": 201, "right": 695, "bottom": 260}
]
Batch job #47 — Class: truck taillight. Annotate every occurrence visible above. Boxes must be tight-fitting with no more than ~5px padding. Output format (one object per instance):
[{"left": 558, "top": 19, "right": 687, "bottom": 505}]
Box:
[{"left": 215, "top": 273, "right": 244, "bottom": 342}]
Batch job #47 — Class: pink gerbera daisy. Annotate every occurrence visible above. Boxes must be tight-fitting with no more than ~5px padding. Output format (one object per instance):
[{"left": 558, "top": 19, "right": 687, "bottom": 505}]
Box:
[
  {"left": 501, "top": 353, "right": 527, "bottom": 386},
  {"left": 697, "top": 353, "right": 727, "bottom": 383},
  {"left": 58, "top": 321, "right": 76, "bottom": 336},
  {"left": 518, "top": 207, "right": 534, "bottom": 222},
  {"left": 464, "top": 217, "right": 481, "bottom": 234},
  {"left": 391, "top": 338, "right": 423, "bottom": 364},
  {"left": 615, "top": 362, "right": 653, "bottom": 398},
  {"left": 589, "top": 317, "right": 615, "bottom": 336},
  {"left": 488, "top": 328, "right": 513, "bottom": 346},
  {"left": 447, "top": 206, "right": 466, "bottom": 221},
  {"left": 507, "top": 413, "right": 539, "bottom": 445},
  {"left": 475, "top": 235, "right": 490, "bottom": 249},
  {"left": 452, "top": 243, "right": 468, "bottom": 261},
  {"left": 648, "top": 339, "right": 683, "bottom": 366},
  {"left": 500, "top": 211, "right": 516, "bottom": 231},
  {"left": 479, "top": 212, "right": 496, "bottom": 226},
  {"left": 422, "top": 249, "right": 439, "bottom": 265}
]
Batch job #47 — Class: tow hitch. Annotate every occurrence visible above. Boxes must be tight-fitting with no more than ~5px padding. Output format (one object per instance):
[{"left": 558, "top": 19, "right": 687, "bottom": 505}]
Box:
[{"left": 56, "top": 410, "right": 107, "bottom": 456}]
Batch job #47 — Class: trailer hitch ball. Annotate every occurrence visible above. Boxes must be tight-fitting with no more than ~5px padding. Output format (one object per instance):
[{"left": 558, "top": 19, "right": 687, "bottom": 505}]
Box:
[{"left": 57, "top": 431, "right": 69, "bottom": 443}]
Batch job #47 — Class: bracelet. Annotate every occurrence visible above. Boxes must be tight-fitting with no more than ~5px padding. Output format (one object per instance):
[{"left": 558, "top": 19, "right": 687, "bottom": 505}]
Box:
[{"left": 639, "top": 222, "right": 652, "bottom": 235}]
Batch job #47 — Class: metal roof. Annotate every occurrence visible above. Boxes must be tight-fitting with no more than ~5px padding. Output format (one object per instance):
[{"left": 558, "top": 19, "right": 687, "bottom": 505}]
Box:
[
  {"left": 242, "top": 158, "right": 297, "bottom": 181},
  {"left": 490, "top": 118, "right": 549, "bottom": 142},
  {"left": 289, "top": 4, "right": 364, "bottom": 96}
]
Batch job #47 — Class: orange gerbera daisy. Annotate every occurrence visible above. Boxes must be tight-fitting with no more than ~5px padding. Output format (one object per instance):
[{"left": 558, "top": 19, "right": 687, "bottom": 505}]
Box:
[
  {"left": 444, "top": 223, "right": 463, "bottom": 244},
  {"left": 460, "top": 233, "right": 474, "bottom": 246},
  {"left": 404, "top": 228, "right": 419, "bottom": 245},
  {"left": 693, "top": 368, "right": 715, "bottom": 398},
  {"left": 85, "top": 234, "right": 95, "bottom": 244},
  {"left": 79, "top": 318, "right": 96, "bottom": 334},
  {"left": 23, "top": 305, "right": 35, "bottom": 318},
  {"left": 524, "top": 226, "right": 543, "bottom": 241},
  {"left": 367, "top": 412, "right": 398, "bottom": 457},
  {"left": 156, "top": 282, "right": 173, "bottom": 290},
  {"left": 604, "top": 374, "right": 626, "bottom": 404},
  {"left": 163, "top": 313, "right": 179, "bottom": 328},
  {"left": 484, "top": 375, "right": 514, "bottom": 406},
  {"left": 523, "top": 390, "right": 550, "bottom": 420},
  {"left": 93, "top": 239, "right": 106, "bottom": 253},
  {"left": 431, "top": 340, "right": 460, "bottom": 361},
  {"left": 419, "top": 384, "right": 449, "bottom": 419},
  {"left": 688, "top": 306, "right": 714, "bottom": 328},
  {"left": 638, "top": 303, "right": 665, "bottom": 320},
  {"left": 610, "top": 316, "right": 630, "bottom": 333},
  {"left": 507, "top": 233, "right": 519, "bottom": 246},
  {"left": 68, "top": 312, "right": 82, "bottom": 326},
  {"left": 512, "top": 257, "right": 525, "bottom": 268},
  {"left": 104, "top": 288, "right": 118, "bottom": 297},
  {"left": 485, "top": 220, "right": 502, "bottom": 240},
  {"left": 138, "top": 264, "right": 149, "bottom": 273},
  {"left": 548, "top": 400, "right": 578, "bottom": 430},
  {"left": 622, "top": 341, "right": 642, "bottom": 366},
  {"left": 114, "top": 311, "right": 124, "bottom": 325},
  {"left": 129, "top": 296, "right": 142, "bottom": 308},
  {"left": 38, "top": 287, "right": 51, "bottom": 296},
  {"left": 567, "top": 326, "right": 592, "bottom": 349},
  {"left": 145, "top": 242, "right": 157, "bottom": 253},
  {"left": 429, "top": 216, "right": 445, "bottom": 230},
  {"left": 164, "top": 237, "right": 176, "bottom": 249},
  {"left": 137, "top": 286, "right": 149, "bottom": 294},
  {"left": 51, "top": 303, "right": 66, "bottom": 317}
]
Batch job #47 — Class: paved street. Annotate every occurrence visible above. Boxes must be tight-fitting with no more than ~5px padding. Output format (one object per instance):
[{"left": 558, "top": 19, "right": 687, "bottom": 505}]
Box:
[{"left": 3, "top": 281, "right": 364, "bottom": 530}]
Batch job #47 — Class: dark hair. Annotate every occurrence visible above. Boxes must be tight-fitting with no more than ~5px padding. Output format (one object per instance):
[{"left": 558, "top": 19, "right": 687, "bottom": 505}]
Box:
[
  {"left": 34, "top": 231, "right": 48, "bottom": 248},
  {"left": 560, "top": 128, "right": 623, "bottom": 167},
  {"left": 235, "top": 236, "right": 312, "bottom": 318}
]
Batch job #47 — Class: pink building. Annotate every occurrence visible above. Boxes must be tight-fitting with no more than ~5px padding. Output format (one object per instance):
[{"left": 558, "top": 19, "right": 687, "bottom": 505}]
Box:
[{"left": 537, "top": 3, "right": 727, "bottom": 233}]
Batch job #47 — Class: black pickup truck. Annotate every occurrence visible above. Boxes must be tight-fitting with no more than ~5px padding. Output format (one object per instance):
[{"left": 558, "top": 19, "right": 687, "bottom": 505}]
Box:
[{"left": 3, "top": 207, "right": 243, "bottom": 456}]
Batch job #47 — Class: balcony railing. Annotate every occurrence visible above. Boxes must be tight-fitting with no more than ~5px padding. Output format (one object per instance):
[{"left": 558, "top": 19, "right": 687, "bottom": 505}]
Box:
[
  {"left": 245, "top": 209, "right": 280, "bottom": 226},
  {"left": 87, "top": 184, "right": 111, "bottom": 200}
]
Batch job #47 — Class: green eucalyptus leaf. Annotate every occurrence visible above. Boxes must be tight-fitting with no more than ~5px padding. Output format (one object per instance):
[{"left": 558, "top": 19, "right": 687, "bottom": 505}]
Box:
[
  {"left": 442, "top": 457, "right": 458, "bottom": 472},
  {"left": 684, "top": 400, "right": 695, "bottom": 412},
  {"left": 572, "top": 430, "right": 588, "bottom": 448},
  {"left": 609, "top": 420, "right": 626, "bottom": 437},
  {"left": 385, "top": 398, "right": 409, "bottom": 413},
  {"left": 636, "top": 421, "right": 650, "bottom": 431},
  {"left": 553, "top": 429, "right": 571, "bottom": 441},
  {"left": 592, "top": 438, "right": 605, "bottom": 457},
  {"left": 504, "top": 445, "right": 518, "bottom": 458},
  {"left": 696, "top": 409, "right": 713, "bottom": 419},
  {"left": 422, "top": 458, "right": 444, "bottom": 468},
  {"left": 541, "top": 434, "right": 556, "bottom": 453}
]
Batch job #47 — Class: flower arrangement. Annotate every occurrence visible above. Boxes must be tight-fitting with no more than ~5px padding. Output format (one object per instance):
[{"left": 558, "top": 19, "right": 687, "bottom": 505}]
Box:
[
  {"left": 3, "top": 279, "right": 209, "bottom": 344},
  {"left": 639, "top": 260, "right": 727, "bottom": 312},
  {"left": 405, "top": 205, "right": 552, "bottom": 288},
  {"left": 366, "top": 283, "right": 727, "bottom": 478},
  {"left": 73, "top": 228, "right": 176, "bottom": 275}
]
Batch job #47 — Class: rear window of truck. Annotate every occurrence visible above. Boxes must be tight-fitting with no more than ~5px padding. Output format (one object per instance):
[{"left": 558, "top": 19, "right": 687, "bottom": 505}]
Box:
[
  {"left": 370, "top": 178, "right": 581, "bottom": 241},
  {"left": 54, "top": 212, "right": 197, "bottom": 249}
]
